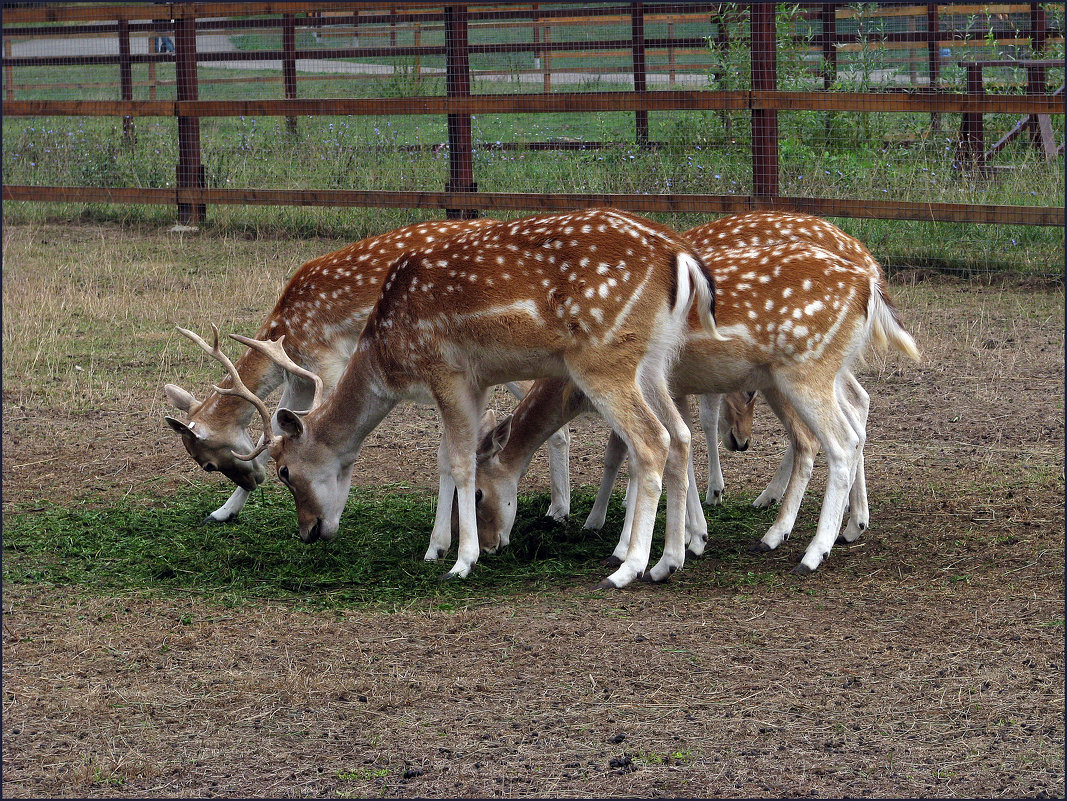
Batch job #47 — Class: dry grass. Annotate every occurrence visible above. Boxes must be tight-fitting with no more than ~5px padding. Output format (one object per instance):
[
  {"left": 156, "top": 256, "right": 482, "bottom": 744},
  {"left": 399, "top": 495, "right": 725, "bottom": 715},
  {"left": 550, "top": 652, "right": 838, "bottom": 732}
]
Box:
[{"left": 1, "top": 221, "right": 1064, "bottom": 798}]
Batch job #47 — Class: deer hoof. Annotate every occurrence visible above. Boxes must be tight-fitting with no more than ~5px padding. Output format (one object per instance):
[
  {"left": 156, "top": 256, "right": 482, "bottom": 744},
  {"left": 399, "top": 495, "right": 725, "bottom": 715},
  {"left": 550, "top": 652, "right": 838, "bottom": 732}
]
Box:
[
  {"left": 594, "top": 577, "right": 619, "bottom": 591},
  {"left": 791, "top": 563, "right": 815, "bottom": 576},
  {"left": 747, "top": 540, "right": 774, "bottom": 554},
  {"left": 600, "top": 555, "right": 623, "bottom": 568}
]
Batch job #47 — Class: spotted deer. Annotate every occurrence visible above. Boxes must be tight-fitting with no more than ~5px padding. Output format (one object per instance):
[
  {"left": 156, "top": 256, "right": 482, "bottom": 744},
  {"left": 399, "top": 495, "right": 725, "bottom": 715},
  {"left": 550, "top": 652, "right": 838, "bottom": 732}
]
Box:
[
  {"left": 189, "top": 209, "right": 725, "bottom": 589},
  {"left": 163, "top": 218, "right": 572, "bottom": 539},
  {"left": 471, "top": 232, "right": 920, "bottom": 575},
  {"left": 686, "top": 211, "right": 886, "bottom": 506}
]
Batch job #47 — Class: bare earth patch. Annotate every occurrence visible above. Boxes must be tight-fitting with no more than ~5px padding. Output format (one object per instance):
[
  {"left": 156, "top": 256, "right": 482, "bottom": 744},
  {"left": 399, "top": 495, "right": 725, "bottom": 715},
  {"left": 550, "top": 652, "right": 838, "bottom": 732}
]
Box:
[{"left": 2, "top": 224, "right": 1064, "bottom": 798}]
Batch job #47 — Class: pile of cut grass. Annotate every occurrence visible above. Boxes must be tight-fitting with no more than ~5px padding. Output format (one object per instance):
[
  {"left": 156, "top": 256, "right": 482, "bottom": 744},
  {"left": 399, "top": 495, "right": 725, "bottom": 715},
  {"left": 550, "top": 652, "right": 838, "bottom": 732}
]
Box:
[{"left": 2, "top": 485, "right": 782, "bottom": 610}]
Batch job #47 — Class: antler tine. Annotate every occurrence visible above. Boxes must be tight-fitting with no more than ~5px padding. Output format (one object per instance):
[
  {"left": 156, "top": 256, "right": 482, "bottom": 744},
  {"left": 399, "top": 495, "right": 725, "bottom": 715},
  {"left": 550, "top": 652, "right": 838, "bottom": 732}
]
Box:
[
  {"left": 230, "top": 333, "right": 324, "bottom": 413},
  {"left": 175, "top": 325, "right": 275, "bottom": 461}
]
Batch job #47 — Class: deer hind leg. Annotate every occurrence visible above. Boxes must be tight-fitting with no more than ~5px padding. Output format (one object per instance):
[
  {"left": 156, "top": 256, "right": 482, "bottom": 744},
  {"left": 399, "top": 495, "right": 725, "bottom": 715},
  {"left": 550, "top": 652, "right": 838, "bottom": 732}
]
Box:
[
  {"left": 434, "top": 381, "right": 491, "bottom": 580},
  {"left": 749, "top": 386, "right": 819, "bottom": 553},
  {"left": 781, "top": 375, "right": 864, "bottom": 574},
  {"left": 585, "top": 429, "right": 628, "bottom": 533},
  {"left": 698, "top": 394, "right": 726, "bottom": 505},
  {"left": 838, "top": 372, "right": 870, "bottom": 544},
  {"left": 425, "top": 434, "right": 456, "bottom": 561},
  {"left": 576, "top": 378, "right": 670, "bottom": 590},
  {"left": 506, "top": 381, "right": 571, "bottom": 522},
  {"left": 642, "top": 382, "right": 691, "bottom": 583}
]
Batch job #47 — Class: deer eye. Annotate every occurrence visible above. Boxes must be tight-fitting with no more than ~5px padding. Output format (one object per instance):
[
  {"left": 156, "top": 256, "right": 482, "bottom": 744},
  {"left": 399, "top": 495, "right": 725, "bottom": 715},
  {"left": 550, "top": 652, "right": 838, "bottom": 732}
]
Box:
[
  {"left": 475, "top": 489, "right": 484, "bottom": 504},
  {"left": 203, "top": 462, "right": 217, "bottom": 472},
  {"left": 279, "top": 466, "right": 290, "bottom": 484}
]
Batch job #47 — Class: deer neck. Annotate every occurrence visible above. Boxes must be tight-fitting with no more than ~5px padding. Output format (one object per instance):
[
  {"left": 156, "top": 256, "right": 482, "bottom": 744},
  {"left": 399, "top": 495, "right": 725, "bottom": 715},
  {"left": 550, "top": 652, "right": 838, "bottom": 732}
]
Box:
[
  {"left": 309, "top": 344, "right": 398, "bottom": 463},
  {"left": 500, "top": 378, "right": 588, "bottom": 478}
]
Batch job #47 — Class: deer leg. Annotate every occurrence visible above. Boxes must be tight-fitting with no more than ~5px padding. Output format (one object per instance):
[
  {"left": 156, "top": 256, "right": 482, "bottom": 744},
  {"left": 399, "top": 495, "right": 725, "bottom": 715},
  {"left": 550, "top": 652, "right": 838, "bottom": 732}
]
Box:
[
  {"left": 644, "top": 383, "right": 692, "bottom": 583},
  {"left": 424, "top": 434, "right": 455, "bottom": 561},
  {"left": 606, "top": 476, "right": 637, "bottom": 566},
  {"left": 676, "top": 395, "right": 709, "bottom": 557},
  {"left": 752, "top": 440, "right": 795, "bottom": 509},
  {"left": 205, "top": 486, "right": 253, "bottom": 523},
  {"left": 436, "top": 383, "right": 490, "bottom": 580},
  {"left": 783, "top": 376, "right": 863, "bottom": 574},
  {"left": 505, "top": 381, "right": 571, "bottom": 521},
  {"left": 583, "top": 383, "right": 670, "bottom": 590},
  {"left": 839, "top": 372, "right": 870, "bottom": 544},
  {"left": 748, "top": 387, "right": 818, "bottom": 554},
  {"left": 545, "top": 424, "right": 572, "bottom": 522},
  {"left": 585, "top": 430, "right": 628, "bottom": 532},
  {"left": 698, "top": 394, "right": 725, "bottom": 505}
]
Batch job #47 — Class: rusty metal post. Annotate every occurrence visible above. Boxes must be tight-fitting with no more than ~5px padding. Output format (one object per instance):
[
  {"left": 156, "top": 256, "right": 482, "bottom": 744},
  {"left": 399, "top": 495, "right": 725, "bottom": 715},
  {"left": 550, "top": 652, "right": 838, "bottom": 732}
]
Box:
[
  {"left": 927, "top": 2, "right": 941, "bottom": 132},
  {"left": 821, "top": 3, "right": 836, "bottom": 88},
  {"left": 174, "top": 12, "right": 205, "bottom": 225},
  {"left": 1030, "top": 2, "right": 1047, "bottom": 53},
  {"left": 956, "top": 63, "right": 987, "bottom": 174},
  {"left": 631, "top": 2, "right": 649, "bottom": 149},
  {"left": 283, "top": 13, "right": 298, "bottom": 135},
  {"left": 5, "top": 39, "right": 15, "bottom": 101},
  {"left": 118, "top": 17, "right": 134, "bottom": 142},
  {"left": 445, "top": 5, "right": 477, "bottom": 219},
  {"left": 750, "top": 1, "right": 779, "bottom": 199},
  {"left": 667, "top": 20, "right": 676, "bottom": 85}
]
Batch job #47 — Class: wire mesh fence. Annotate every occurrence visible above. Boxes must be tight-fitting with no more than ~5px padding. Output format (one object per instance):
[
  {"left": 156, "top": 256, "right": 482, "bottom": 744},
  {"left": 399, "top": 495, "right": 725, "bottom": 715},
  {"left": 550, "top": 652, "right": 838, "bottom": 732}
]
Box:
[{"left": 2, "top": 1, "right": 1064, "bottom": 275}]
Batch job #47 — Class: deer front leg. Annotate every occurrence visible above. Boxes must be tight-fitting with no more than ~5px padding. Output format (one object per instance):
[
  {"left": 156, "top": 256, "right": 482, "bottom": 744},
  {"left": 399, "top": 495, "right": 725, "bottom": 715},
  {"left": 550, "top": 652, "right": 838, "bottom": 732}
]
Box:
[
  {"left": 205, "top": 486, "right": 253, "bottom": 523},
  {"left": 753, "top": 441, "right": 794, "bottom": 509},
  {"left": 425, "top": 434, "right": 455, "bottom": 561},
  {"left": 436, "top": 385, "right": 489, "bottom": 580},
  {"left": 545, "top": 424, "right": 571, "bottom": 521},
  {"left": 584, "top": 430, "right": 628, "bottom": 532},
  {"left": 504, "top": 380, "right": 570, "bottom": 522},
  {"left": 698, "top": 394, "right": 725, "bottom": 504}
]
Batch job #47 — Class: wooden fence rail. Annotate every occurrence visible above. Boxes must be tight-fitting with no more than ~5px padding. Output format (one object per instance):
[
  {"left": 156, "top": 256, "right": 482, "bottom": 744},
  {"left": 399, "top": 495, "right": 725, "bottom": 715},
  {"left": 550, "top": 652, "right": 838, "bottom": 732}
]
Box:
[{"left": 2, "top": 0, "right": 1063, "bottom": 227}]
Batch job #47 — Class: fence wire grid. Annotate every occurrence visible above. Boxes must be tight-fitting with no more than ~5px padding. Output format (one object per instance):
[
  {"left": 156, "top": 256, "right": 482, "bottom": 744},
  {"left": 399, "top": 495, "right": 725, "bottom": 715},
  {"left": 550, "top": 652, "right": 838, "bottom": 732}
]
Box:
[{"left": 3, "top": 1, "right": 1064, "bottom": 276}]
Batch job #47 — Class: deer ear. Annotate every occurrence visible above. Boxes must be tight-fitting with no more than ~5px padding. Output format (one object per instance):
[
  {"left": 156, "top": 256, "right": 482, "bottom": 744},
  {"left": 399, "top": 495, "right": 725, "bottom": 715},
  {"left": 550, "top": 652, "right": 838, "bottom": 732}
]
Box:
[
  {"left": 164, "top": 384, "right": 199, "bottom": 413},
  {"left": 478, "top": 414, "right": 513, "bottom": 460},
  {"left": 164, "top": 416, "right": 199, "bottom": 447},
  {"left": 276, "top": 408, "right": 305, "bottom": 439}
]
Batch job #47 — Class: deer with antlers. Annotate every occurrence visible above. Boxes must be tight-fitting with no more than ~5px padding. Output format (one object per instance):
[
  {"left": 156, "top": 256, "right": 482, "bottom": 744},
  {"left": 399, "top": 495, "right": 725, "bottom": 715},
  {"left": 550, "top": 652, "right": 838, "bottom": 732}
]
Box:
[
  {"left": 469, "top": 215, "right": 920, "bottom": 575},
  {"left": 186, "top": 209, "right": 725, "bottom": 589},
  {"left": 163, "top": 218, "right": 573, "bottom": 543}
]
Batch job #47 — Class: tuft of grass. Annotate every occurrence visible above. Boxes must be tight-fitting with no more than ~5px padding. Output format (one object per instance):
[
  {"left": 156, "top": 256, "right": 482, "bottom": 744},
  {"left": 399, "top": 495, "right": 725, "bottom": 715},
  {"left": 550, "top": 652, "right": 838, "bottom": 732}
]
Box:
[{"left": 2, "top": 485, "right": 783, "bottom": 609}]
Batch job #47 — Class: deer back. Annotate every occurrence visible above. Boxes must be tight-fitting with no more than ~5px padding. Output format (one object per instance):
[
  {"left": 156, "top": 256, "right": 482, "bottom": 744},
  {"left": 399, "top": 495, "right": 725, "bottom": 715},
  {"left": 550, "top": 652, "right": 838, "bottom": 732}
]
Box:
[{"left": 356, "top": 208, "right": 715, "bottom": 394}]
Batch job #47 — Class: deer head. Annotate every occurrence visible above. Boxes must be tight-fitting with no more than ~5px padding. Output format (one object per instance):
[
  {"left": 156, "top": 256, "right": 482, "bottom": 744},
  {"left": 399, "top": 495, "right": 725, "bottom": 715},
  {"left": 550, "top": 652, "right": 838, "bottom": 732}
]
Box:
[
  {"left": 165, "top": 329, "right": 268, "bottom": 492},
  {"left": 718, "top": 391, "right": 758, "bottom": 452}
]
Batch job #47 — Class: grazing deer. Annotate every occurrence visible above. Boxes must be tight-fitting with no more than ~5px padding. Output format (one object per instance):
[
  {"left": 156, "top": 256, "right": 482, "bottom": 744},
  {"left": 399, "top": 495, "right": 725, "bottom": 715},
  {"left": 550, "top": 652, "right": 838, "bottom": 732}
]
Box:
[
  {"left": 189, "top": 209, "right": 725, "bottom": 589},
  {"left": 471, "top": 233, "right": 920, "bottom": 575},
  {"left": 163, "top": 218, "right": 573, "bottom": 537},
  {"left": 685, "top": 211, "right": 885, "bottom": 505}
]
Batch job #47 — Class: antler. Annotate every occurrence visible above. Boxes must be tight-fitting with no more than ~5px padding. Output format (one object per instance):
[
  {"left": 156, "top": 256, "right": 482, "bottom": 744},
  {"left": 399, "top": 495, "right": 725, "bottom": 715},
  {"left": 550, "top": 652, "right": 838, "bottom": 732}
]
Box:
[
  {"left": 229, "top": 334, "right": 324, "bottom": 413},
  {"left": 175, "top": 324, "right": 275, "bottom": 461}
]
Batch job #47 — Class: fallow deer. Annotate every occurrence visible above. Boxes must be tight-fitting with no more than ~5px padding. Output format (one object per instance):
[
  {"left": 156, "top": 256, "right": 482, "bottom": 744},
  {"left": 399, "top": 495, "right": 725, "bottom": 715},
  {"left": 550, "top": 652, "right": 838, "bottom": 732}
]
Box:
[
  {"left": 191, "top": 209, "right": 725, "bottom": 589},
  {"left": 471, "top": 234, "right": 920, "bottom": 575},
  {"left": 685, "top": 211, "right": 885, "bottom": 506},
  {"left": 163, "top": 218, "right": 573, "bottom": 540}
]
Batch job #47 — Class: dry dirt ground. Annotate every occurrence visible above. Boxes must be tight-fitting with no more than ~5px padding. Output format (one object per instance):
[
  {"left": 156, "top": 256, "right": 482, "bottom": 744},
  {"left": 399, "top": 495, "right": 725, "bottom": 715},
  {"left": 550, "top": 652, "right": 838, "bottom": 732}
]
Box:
[{"left": 2, "top": 223, "right": 1064, "bottom": 798}]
